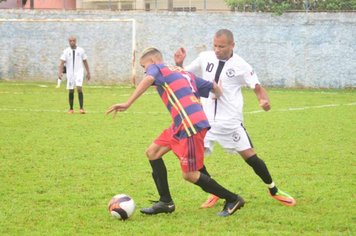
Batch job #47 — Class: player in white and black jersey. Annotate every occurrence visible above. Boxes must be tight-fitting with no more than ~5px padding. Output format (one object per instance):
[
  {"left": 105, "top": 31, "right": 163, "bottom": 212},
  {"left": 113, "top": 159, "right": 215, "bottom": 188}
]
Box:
[
  {"left": 58, "top": 36, "right": 90, "bottom": 114},
  {"left": 174, "top": 29, "right": 296, "bottom": 207}
]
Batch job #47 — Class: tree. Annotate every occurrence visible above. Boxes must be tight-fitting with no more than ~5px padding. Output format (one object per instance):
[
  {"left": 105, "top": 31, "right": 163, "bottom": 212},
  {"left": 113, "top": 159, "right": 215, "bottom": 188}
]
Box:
[
  {"left": 224, "top": 0, "right": 356, "bottom": 13},
  {"left": 224, "top": 0, "right": 292, "bottom": 14},
  {"left": 314, "top": 0, "right": 356, "bottom": 11}
]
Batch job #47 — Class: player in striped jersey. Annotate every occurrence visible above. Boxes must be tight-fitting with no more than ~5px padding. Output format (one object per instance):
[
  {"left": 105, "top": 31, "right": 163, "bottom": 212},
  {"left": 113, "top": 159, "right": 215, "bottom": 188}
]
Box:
[{"left": 107, "top": 47, "right": 244, "bottom": 217}]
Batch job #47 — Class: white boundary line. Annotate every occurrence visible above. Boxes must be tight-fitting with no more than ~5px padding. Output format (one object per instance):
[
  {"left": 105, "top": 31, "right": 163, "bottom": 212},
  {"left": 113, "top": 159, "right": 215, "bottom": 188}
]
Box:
[
  {"left": 245, "top": 102, "right": 356, "bottom": 114},
  {"left": 0, "top": 83, "right": 135, "bottom": 89},
  {"left": 0, "top": 103, "right": 354, "bottom": 114},
  {"left": 0, "top": 91, "right": 156, "bottom": 97},
  {"left": 1, "top": 83, "right": 354, "bottom": 94}
]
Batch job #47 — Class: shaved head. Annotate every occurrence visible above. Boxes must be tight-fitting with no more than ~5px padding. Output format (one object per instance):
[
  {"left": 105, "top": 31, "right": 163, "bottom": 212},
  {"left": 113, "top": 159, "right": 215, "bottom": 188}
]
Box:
[
  {"left": 68, "top": 35, "right": 76, "bottom": 41},
  {"left": 213, "top": 29, "right": 235, "bottom": 60},
  {"left": 215, "top": 29, "right": 234, "bottom": 44},
  {"left": 68, "top": 36, "right": 77, "bottom": 49}
]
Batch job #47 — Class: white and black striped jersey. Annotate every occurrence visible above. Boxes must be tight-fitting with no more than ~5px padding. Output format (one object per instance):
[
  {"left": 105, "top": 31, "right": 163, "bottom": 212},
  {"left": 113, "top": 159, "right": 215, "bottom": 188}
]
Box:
[
  {"left": 185, "top": 51, "right": 260, "bottom": 128},
  {"left": 60, "top": 47, "right": 87, "bottom": 82}
]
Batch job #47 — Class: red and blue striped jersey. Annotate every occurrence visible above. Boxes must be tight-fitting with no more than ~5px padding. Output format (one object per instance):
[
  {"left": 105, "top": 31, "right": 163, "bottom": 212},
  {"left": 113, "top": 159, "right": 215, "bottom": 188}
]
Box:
[{"left": 146, "top": 63, "right": 213, "bottom": 139}]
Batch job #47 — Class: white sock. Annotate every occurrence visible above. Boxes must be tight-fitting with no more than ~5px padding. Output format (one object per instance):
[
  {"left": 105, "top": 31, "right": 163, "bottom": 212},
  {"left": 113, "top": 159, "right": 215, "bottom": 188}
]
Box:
[
  {"left": 267, "top": 182, "right": 275, "bottom": 189},
  {"left": 56, "top": 79, "right": 62, "bottom": 88}
]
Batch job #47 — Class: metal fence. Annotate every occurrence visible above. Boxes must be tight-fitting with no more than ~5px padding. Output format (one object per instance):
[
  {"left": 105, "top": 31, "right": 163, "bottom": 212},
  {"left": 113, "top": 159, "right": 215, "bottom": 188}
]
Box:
[
  {"left": 0, "top": 0, "right": 355, "bottom": 11},
  {"left": 2, "top": 0, "right": 225, "bottom": 11},
  {"left": 79, "top": 0, "right": 230, "bottom": 11}
]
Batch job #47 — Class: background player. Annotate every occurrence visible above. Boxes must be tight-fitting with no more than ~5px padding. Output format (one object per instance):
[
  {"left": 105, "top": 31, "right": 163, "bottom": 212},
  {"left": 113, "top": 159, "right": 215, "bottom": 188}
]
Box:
[
  {"left": 174, "top": 29, "right": 296, "bottom": 208},
  {"left": 107, "top": 47, "right": 245, "bottom": 217},
  {"left": 58, "top": 36, "right": 90, "bottom": 114}
]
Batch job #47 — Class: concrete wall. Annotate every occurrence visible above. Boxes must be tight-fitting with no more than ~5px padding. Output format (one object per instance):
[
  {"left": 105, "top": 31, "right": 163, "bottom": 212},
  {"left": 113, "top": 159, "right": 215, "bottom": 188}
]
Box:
[{"left": 0, "top": 10, "right": 355, "bottom": 88}]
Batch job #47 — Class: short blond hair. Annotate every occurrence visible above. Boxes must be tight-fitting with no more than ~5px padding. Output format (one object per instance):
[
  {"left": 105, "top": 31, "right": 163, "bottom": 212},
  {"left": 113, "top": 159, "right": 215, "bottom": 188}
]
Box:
[{"left": 140, "top": 47, "right": 162, "bottom": 60}]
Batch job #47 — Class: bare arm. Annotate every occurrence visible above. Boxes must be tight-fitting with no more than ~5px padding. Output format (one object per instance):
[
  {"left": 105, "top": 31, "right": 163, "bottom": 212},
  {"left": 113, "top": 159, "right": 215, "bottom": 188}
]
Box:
[
  {"left": 106, "top": 76, "right": 155, "bottom": 117},
  {"left": 83, "top": 60, "right": 90, "bottom": 81},
  {"left": 254, "top": 84, "right": 271, "bottom": 111},
  {"left": 58, "top": 60, "right": 65, "bottom": 80},
  {"left": 174, "top": 47, "right": 186, "bottom": 67}
]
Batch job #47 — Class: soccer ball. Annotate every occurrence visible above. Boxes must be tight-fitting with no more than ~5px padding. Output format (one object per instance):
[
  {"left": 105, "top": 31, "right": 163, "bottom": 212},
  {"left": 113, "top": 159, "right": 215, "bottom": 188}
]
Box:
[{"left": 108, "top": 194, "right": 136, "bottom": 220}]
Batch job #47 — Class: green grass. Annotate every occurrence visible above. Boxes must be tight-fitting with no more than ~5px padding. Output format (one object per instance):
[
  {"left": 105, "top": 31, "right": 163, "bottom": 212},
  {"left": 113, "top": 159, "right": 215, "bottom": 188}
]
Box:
[{"left": 0, "top": 81, "right": 355, "bottom": 235}]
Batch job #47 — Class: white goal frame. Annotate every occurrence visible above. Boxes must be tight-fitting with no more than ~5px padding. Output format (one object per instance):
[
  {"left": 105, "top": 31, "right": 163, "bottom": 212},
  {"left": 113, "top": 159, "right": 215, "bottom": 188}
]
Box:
[{"left": 0, "top": 18, "right": 137, "bottom": 85}]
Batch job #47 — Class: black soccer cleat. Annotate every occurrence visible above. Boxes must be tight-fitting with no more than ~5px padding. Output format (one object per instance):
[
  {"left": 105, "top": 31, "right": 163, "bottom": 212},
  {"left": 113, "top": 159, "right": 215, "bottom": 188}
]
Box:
[
  {"left": 140, "top": 201, "right": 175, "bottom": 215},
  {"left": 217, "top": 195, "right": 245, "bottom": 217}
]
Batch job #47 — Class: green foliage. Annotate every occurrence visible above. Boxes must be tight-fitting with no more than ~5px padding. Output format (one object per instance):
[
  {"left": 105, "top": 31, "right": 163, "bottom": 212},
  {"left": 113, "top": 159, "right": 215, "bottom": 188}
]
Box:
[
  {"left": 313, "top": 0, "right": 356, "bottom": 11},
  {"left": 270, "top": 1, "right": 292, "bottom": 15},
  {"left": 224, "top": 0, "right": 294, "bottom": 13},
  {"left": 0, "top": 81, "right": 355, "bottom": 235},
  {"left": 224, "top": 0, "right": 356, "bottom": 13}
]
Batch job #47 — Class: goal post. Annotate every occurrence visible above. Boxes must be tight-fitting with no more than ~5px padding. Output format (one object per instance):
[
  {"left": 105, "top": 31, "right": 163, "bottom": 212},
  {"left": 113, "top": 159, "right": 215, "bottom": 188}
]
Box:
[{"left": 0, "top": 18, "right": 137, "bottom": 85}]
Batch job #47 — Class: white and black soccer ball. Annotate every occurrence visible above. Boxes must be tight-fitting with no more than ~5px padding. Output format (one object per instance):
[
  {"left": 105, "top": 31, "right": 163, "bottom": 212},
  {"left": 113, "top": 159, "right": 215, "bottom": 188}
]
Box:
[{"left": 108, "top": 194, "right": 136, "bottom": 220}]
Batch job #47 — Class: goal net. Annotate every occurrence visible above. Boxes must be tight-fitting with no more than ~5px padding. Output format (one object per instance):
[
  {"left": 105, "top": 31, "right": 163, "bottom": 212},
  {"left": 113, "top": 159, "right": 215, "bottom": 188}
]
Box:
[{"left": 0, "top": 18, "right": 136, "bottom": 84}]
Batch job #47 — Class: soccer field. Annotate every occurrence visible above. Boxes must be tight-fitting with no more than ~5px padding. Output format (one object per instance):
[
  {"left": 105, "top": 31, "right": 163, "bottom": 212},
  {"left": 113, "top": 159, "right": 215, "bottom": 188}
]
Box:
[{"left": 0, "top": 81, "right": 355, "bottom": 235}]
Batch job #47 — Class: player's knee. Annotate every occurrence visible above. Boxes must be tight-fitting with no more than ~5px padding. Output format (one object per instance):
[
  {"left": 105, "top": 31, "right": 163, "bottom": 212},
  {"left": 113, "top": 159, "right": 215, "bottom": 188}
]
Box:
[
  {"left": 145, "top": 148, "right": 153, "bottom": 159},
  {"left": 239, "top": 148, "right": 256, "bottom": 160},
  {"left": 182, "top": 173, "right": 193, "bottom": 182},
  {"left": 182, "top": 171, "right": 199, "bottom": 183},
  {"left": 145, "top": 147, "right": 158, "bottom": 160}
]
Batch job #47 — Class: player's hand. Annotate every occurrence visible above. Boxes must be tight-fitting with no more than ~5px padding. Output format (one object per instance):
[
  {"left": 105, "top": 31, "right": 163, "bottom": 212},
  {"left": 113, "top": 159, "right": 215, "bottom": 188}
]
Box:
[
  {"left": 174, "top": 47, "right": 186, "bottom": 67},
  {"left": 86, "top": 73, "right": 91, "bottom": 81},
  {"left": 259, "top": 99, "right": 271, "bottom": 111},
  {"left": 212, "top": 82, "right": 223, "bottom": 99},
  {"left": 106, "top": 103, "right": 130, "bottom": 118}
]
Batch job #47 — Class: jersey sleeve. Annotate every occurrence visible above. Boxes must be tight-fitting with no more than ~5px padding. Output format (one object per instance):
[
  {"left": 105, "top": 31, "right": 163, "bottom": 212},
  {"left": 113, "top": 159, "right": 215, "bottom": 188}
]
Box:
[
  {"left": 184, "top": 53, "right": 202, "bottom": 75},
  {"left": 145, "top": 64, "right": 162, "bottom": 85},
  {"left": 82, "top": 48, "right": 88, "bottom": 61},
  {"left": 242, "top": 63, "right": 260, "bottom": 89},
  {"left": 195, "top": 76, "right": 213, "bottom": 98},
  {"left": 60, "top": 49, "right": 66, "bottom": 61}
]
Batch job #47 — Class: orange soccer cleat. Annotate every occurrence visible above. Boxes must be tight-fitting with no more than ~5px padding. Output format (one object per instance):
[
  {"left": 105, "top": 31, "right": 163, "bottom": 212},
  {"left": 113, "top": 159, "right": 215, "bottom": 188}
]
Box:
[
  {"left": 270, "top": 189, "right": 296, "bottom": 207},
  {"left": 200, "top": 194, "right": 220, "bottom": 208}
]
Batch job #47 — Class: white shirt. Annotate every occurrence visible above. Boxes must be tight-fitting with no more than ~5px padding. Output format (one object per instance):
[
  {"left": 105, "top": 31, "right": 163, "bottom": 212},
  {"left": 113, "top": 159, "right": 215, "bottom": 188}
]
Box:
[
  {"left": 185, "top": 51, "right": 260, "bottom": 129},
  {"left": 60, "top": 47, "right": 87, "bottom": 81}
]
